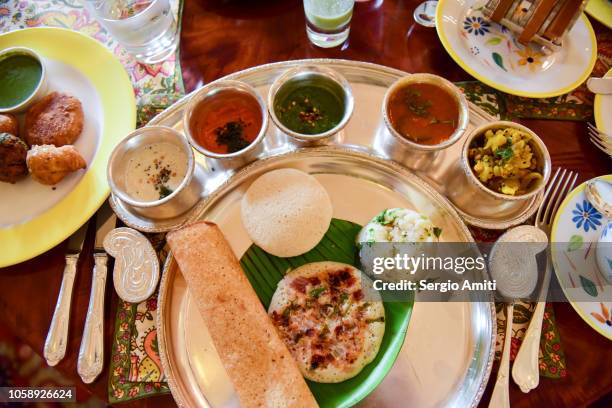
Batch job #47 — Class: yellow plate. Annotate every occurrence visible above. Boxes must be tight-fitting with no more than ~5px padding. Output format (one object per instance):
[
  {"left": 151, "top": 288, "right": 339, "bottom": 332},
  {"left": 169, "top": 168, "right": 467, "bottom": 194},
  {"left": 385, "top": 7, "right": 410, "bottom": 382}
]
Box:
[
  {"left": 594, "top": 68, "right": 612, "bottom": 135},
  {"left": 436, "top": 0, "right": 597, "bottom": 98},
  {"left": 0, "top": 28, "right": 136, "bottom": 267},
  {"left": 585, "top": 0, "right": 612, "bottom": 30}
]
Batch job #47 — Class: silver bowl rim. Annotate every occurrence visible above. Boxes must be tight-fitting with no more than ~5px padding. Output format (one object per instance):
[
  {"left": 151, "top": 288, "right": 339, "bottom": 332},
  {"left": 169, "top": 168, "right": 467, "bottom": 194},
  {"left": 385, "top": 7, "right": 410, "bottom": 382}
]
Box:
[
  {"left": 267, "top": 65, "right": 355, "bottom": 141},
  {"left": 0, "top": 46, "right": 47, "bottom": 113},
  {"left": 107, "top": 125, "right": 196, "bottom": 208},
  {"left": 182, "top": 79, "right": 268, "bottom": 159},
  {"left": 461, "top": 120, "right": 552, "bottom": 202},
  {"left": 381, "top": 73, "right": 470, "bottom": 151}
]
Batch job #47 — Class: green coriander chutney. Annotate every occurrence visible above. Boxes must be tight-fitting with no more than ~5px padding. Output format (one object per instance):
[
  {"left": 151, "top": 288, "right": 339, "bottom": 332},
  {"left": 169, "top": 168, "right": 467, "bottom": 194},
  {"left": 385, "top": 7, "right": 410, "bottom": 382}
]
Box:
[
  {"left": 0, "top": 54, "right": 42, "bottom": 109},
  {"left": 274, "top": 84, "right": 344, "bottom": 135}
]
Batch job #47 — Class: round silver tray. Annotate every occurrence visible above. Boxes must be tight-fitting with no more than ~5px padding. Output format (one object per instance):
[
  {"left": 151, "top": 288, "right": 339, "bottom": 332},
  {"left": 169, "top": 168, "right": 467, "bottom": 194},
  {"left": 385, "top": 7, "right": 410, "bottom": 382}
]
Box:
[
  {"left": 157, "top": 147, "right": 496, "bottom": 408},
  {"left": 111, "top": 58, "right": 541, "bottom": 231}
]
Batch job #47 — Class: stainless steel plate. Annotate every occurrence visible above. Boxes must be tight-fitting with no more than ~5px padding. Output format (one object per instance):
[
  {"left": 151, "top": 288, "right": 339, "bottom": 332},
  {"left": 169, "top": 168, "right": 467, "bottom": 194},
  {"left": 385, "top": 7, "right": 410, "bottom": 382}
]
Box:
[
  {"left": 140, "top": 58, "right": 541, "bottom": 230},
  {"left": 157, "top": 148, "right": 496, "bottom": 408}
]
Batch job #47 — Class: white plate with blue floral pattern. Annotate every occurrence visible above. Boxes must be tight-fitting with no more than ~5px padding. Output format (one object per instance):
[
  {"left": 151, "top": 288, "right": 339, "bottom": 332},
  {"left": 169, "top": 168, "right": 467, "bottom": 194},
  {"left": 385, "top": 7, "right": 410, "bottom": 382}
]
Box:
[
  {"left": 551, "top": 175, "right": 612, "bottom": 340},
  {"left": 436, "top": 0, "right": 597, "bottom": 98}
]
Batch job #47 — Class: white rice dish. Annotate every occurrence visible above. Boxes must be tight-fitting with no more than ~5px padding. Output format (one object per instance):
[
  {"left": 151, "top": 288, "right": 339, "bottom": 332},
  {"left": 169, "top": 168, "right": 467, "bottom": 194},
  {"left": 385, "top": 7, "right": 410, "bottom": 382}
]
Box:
[
  {"left": 357, "top": 208, "right": 441, "bottom": 244},
  {"left": 357, "top": 208, "right": 440, "bottom": 279}
]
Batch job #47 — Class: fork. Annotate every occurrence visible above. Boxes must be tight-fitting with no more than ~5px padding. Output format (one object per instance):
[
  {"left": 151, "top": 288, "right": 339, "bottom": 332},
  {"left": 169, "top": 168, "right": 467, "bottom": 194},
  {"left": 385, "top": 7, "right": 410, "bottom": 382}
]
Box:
[
  {"left": 511, "top": 168, "right": 578, "bottom": 393},
  {"left": 587, "top": 123, "right": 612, "bottom": 158}
]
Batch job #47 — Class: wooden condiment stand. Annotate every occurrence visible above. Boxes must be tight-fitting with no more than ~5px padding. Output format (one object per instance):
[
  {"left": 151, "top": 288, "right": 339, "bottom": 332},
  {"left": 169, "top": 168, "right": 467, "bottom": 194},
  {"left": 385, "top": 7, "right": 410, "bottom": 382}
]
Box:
[{"left": 483, "top": 0, "right": 588, "bottom": 51}]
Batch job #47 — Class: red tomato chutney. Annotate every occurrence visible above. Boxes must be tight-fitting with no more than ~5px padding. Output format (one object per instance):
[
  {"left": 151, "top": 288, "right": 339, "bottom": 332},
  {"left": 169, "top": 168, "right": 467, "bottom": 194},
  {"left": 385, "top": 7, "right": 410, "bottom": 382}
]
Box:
[
  {"left": 387, "top": 83, "right": 459, "bottom": 146},
  {"left": 189, "top": 89, "right": 263, "bottom": 154}
]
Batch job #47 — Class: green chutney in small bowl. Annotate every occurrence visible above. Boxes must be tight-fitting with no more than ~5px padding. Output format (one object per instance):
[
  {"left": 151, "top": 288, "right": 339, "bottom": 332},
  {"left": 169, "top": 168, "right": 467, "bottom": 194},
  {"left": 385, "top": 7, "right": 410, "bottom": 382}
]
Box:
[
  {"left": 0, "top": 47, "right": 46, "bottom": 113},
  {"left": 269, "top": 66, "right": 354, "bottom": 142}
]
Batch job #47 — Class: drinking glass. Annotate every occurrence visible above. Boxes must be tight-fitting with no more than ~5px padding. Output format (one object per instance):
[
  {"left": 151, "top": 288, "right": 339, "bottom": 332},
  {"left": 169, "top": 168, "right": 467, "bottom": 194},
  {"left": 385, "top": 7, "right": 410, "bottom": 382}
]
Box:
[
  {"left": 303, "top": 0, "right": 356, "bottom": 48},
  {"left": 83, "top": 0, "right": 178, "bottom": 64}
]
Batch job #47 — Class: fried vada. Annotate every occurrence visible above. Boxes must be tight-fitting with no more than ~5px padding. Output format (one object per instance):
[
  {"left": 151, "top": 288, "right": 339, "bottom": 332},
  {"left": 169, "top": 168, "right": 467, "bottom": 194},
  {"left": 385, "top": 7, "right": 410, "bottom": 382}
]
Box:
[
  {"left": 0, "top": 114, "right": 19, "bottom": 136},
  {"left": 26, "top": 144, "right": 86, "bottom": 185},
  {"left": 24, "top": 92, "right": 84, "bottom": 147},
  {"left": 0, "top": 133, "right": 28, "bottom": 183}
]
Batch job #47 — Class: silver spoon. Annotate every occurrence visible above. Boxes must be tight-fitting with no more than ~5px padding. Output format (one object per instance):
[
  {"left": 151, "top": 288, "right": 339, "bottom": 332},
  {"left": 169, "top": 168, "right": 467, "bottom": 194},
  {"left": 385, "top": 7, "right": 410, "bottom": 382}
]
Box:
[{"left": 488, "top": 226, "right": 548, "bottom": 408}]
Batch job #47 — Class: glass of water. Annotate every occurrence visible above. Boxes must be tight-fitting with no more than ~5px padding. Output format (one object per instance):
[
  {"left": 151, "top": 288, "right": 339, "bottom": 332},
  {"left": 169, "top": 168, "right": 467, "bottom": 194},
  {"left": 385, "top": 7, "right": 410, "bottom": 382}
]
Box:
[
  {"left": 303, "top": 0, "right": 355, "bottom": 48},
  {"left": 83, "top": 0, "right": 178, "bottom": 64}
]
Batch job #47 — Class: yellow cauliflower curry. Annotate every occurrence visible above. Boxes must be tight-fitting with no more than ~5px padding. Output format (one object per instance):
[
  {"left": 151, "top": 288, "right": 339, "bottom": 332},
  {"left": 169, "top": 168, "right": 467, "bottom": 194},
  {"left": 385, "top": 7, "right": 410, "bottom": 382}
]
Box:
[{"left": 468, "top": 127, "right": 543, "bottom": 196}]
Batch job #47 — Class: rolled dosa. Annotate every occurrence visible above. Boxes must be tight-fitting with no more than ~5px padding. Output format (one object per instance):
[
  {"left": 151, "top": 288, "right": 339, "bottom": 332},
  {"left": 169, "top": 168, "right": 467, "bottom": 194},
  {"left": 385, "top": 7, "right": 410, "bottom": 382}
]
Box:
[{"left": 166, "top": 221, "right": 318, "bottom": 408}]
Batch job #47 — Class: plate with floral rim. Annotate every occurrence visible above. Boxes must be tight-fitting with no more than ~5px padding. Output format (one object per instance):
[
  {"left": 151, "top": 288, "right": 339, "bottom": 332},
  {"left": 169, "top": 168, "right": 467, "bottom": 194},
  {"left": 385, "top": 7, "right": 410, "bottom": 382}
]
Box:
[
  {"left": 551, "top": 175, "right": 612, "bottom": 340},
  {"left": 436, "top": 0, "right": 597, "bottom": 98}
]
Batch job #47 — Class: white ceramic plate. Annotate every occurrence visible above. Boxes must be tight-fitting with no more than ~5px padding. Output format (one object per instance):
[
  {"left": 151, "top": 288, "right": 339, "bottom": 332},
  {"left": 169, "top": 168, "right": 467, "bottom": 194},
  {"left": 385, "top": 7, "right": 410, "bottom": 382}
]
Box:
[
  {"left": 436, "top": 0, "right": 597, "bottom": 98},
  {"left": 551, "top": 175, "right": 612, "bottom": 340}
]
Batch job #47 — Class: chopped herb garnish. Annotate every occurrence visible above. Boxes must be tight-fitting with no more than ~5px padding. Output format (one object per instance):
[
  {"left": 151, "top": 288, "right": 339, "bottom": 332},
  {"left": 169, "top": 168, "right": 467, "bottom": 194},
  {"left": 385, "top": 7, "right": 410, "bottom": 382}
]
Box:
[
  {"left": 215, "top": 120, "right": 250, "bottom": 153},
  {"left": 405, "top": 91, "right": 432, "bottom": 117},
  {"left": 358, "top": 302, "right": 371, "bottom": 311},
  {"left": 282, "top": 302, "right": 299, "bottom": 318},
  {"left": 374, "top": 209, "right": 387, "bottom": 223},
  {"left": 433, "top": 227, "right": 442, "bottom": 238},
  {"left": 495, "top": 145, "right": 514, "bottom": 162},
  {"left": 309, "top": 286, "right": 326, "bottom": 298},
  {"left": 158, "top": 185, "right": 173, "bottom": 199},
  {"left": 366, "top": 316, "right": 385, "bottom": 324}
]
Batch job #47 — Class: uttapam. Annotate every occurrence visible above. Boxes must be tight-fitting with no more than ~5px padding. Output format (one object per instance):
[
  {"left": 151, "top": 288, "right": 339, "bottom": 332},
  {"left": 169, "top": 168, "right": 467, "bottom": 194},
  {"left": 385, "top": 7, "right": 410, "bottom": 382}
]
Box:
[{"left": 268, "top": 261, "right": 385, "bottom": 383}]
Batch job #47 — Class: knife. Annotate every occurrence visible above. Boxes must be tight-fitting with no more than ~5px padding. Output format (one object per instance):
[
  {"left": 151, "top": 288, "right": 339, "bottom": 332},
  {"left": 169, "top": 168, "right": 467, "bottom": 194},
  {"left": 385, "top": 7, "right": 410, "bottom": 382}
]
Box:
[
  {"left": 587, "top": 77, "right": 612, "bottom": 95},
  {"left": 44, "top": 221, "right": 89, "bottom": 366},
  {"left": 77, "top": 203, "right": 116, "bottom": 383}
]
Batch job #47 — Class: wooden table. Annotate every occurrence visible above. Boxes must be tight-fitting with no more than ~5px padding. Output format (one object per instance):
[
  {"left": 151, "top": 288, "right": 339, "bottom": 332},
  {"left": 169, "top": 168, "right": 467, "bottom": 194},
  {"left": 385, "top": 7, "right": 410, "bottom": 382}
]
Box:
[{"left": 1, "top": 0, "right": 610, "bottom": 406}]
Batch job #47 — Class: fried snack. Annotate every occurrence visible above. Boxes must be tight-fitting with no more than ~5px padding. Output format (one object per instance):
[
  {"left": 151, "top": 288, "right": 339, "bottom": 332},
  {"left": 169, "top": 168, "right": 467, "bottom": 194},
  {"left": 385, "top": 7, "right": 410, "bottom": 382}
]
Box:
[
  {"left": 26, "top": 144, "right": 86, "bottom": 185},
  {"left": 0, "top": 114, "right": 19, "bottom": 136},
  {"left": 166, "top": 222, "right": 319, "bottom": 408},
  {"left": 0, "top": 133, "right": 28, "bottom": 183},
  {"left": 24, "top": 92, "right": 84, "bottom": 147}
]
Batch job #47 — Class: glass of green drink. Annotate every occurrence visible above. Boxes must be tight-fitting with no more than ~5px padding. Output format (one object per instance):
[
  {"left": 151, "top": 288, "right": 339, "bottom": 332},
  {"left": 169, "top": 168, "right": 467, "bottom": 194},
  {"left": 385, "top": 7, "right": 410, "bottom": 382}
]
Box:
[{"left": 303, "top": 0, "right": 355, "bottom": 48}]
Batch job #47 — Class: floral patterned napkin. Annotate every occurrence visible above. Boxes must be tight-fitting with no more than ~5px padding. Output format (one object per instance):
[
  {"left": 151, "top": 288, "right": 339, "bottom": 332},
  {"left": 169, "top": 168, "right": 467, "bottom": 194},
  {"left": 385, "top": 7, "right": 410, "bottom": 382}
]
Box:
[{"left": 109, "top": 234, "right": 170, "bottom": 402}]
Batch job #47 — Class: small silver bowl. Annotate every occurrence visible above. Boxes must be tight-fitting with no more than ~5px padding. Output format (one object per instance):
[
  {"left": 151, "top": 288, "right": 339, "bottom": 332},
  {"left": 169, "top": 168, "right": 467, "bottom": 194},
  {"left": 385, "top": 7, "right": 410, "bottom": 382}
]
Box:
[
  {"left": 381, "top": 73, "right": 469, "bottom": 153},
  {"left": 461, "top": 121, "right": 551, "bottom": 202},
  {"left": 183, "top": 80, "right": 268, "bottom": 168},
  {"left": 268, "top": 65, "right": 354, "bottom": 144},
  {"left": 107, "top": 126, "right": 202, "bottom": 219},
  {"left": 0, "top": 47, "right": 47, "bottom": 113}
]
